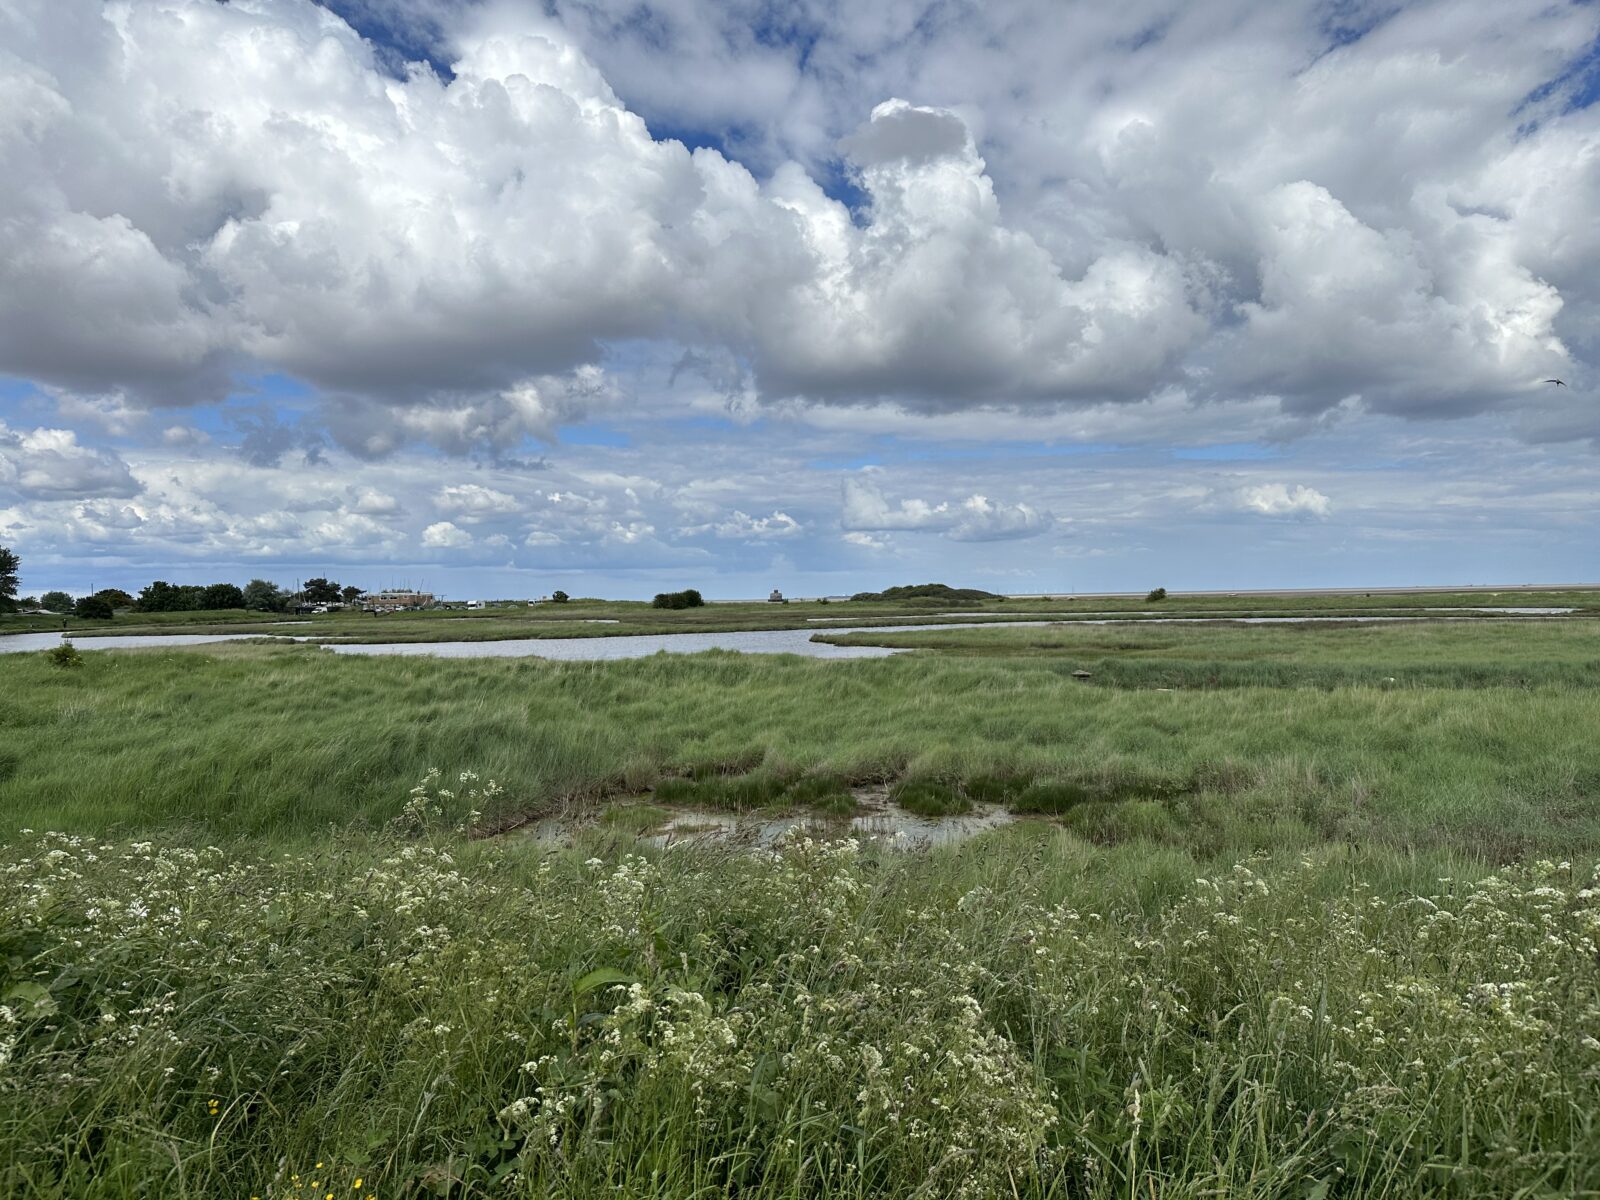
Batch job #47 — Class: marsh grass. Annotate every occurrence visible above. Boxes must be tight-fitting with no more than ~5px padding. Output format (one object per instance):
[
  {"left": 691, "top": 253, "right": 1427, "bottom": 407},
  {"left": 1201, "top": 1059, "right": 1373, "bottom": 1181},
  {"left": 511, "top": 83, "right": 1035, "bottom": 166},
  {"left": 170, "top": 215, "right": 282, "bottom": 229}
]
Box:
[
  {"left": 3, "top": 628, "right": 1600, "bottom": 861},
  {"left": 652, "top": 768, "right": 858, "bottom": 814},
  {"left": 6, "top": 613, "right": 1600, "bottom": 1196},
  {"left": 1, "top": 827, "right": 1596, "bottom": 1198},
  {"left": 889, "top": 777, "right": 972, "bottom": 816}
]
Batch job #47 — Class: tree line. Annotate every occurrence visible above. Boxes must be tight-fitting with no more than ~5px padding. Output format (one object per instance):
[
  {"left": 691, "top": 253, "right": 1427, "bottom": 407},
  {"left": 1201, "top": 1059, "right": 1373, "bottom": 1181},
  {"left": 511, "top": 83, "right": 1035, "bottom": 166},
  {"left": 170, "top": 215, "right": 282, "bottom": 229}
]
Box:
[
  {"left": 132, "top": 577, "right": 363, "bottom": 613},
  {"left": 0, "top": 547, "right": 363, "bottom": 619}
]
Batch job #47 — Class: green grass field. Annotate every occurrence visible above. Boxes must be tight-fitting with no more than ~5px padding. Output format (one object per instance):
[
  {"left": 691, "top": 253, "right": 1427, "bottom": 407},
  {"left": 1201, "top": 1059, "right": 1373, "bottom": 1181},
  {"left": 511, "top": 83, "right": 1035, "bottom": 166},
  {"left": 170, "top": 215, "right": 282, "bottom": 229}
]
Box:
[{"left": 3, "top": 612, "right": 1599, "bottom": 1196}]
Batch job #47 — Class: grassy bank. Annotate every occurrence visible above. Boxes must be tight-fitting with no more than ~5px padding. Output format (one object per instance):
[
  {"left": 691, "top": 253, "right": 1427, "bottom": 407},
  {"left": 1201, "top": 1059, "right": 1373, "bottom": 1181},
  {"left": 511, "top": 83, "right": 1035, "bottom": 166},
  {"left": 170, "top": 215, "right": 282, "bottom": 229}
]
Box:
[
  {"left": 820, "top": 615, "right": 1600, "bottom": 685},
  {"left": 3, "top": 624, "right": 1600, "bottom": 856}
]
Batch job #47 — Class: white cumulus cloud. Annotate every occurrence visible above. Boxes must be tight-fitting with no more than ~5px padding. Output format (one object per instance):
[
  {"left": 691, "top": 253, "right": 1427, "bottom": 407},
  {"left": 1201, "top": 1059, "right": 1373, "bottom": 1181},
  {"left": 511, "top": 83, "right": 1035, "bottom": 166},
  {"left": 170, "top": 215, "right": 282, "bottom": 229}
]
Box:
[
  {"left": 421, "top": 520, "right": 472, "bottom": 548},
  {"left": 9, "top": 0, "right": 1584, "bottom": 445},
  {"left": 0, "top": 422, "right": 142, "bottom": 500}
]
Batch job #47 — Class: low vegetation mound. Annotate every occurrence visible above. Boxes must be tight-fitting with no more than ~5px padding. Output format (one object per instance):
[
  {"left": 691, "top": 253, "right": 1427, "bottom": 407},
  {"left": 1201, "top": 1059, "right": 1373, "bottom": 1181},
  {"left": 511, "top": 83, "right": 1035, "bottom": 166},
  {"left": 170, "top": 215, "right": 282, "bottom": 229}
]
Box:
[{"left": 849, "top": 582, "right": 1003, "bottom": 602}]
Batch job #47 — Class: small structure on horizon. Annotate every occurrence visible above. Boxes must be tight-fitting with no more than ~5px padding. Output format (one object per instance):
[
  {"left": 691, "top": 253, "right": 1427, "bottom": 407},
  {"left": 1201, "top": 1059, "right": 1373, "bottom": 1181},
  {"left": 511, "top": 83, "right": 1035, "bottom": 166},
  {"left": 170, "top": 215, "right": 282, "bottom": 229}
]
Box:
[{"left": 768, "top": 589, "right": 786, "bottom": 603}]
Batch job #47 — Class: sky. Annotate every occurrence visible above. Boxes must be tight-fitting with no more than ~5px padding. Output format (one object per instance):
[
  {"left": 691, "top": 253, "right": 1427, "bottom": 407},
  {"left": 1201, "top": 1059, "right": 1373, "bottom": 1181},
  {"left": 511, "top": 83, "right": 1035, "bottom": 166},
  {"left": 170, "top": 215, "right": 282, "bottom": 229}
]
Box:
[{"left": 1, "top": 0, "right": 1597, "bottom": 600}]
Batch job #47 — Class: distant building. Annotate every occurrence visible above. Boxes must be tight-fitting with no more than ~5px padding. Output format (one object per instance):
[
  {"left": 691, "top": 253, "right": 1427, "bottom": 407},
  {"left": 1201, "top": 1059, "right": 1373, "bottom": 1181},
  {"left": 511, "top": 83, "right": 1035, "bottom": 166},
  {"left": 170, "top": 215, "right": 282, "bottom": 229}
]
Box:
[
  {"left": 768, "top": 589, "right": 785, "bottom": 603},
  {"left": 362, "top": 589, "right": 435, "bottom": 612}
]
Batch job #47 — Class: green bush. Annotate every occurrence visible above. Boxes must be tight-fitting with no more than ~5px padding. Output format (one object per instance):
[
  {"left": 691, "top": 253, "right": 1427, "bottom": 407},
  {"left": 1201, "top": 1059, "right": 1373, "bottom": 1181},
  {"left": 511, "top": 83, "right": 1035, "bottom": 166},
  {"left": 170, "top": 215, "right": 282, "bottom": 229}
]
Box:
[
  {"left": 1146, "top": 587, "right": 1168, "bottom": 602},
  {"left": 45, "top": 640, "right": 83, "bottom": 669},
  {"left": 71, "top": 595, "right": 114, "bottom": 620},
  {"left": 651, "top": 589, "right": 705, "bottom": 609}
]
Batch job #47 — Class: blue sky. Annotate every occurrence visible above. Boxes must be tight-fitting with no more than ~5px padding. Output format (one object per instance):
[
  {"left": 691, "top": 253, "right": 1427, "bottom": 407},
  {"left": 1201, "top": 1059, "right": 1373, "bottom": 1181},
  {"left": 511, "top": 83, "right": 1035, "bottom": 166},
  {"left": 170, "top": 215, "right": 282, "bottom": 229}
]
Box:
[{"left": 1, "top": 0, "right": 1597, "bottom": 600}]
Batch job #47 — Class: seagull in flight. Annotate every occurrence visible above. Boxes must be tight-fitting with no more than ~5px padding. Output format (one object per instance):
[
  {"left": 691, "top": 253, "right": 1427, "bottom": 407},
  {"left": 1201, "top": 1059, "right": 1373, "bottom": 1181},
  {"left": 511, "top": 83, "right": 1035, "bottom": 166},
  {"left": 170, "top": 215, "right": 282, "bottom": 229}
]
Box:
[{"left": 1544, "top": 378, "right": 1567, "bottom": 387}]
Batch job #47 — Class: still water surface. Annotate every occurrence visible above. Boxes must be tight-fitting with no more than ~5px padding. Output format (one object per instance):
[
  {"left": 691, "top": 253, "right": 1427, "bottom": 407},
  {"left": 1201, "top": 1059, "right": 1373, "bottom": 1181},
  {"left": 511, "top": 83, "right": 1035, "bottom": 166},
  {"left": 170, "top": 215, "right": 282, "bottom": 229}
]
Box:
[{"left": 0, "top": 612, "right": 1575, "bottom": 660}]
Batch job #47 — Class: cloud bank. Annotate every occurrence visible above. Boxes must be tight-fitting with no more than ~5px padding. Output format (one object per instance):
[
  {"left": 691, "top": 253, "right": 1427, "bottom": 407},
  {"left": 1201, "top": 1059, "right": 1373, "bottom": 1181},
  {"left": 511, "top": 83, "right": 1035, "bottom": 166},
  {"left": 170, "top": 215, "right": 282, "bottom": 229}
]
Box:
[{"left": 1, "top": 0, "right": 1593, "bottom": 458}]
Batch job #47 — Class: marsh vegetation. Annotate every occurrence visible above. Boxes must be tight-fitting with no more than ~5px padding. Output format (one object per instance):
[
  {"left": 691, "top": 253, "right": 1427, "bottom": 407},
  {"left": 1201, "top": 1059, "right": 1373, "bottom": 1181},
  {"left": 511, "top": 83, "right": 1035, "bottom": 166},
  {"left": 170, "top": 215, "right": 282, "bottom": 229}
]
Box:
[{"left": 2, "top": 607, "right": 1599, "bottom": 1195}]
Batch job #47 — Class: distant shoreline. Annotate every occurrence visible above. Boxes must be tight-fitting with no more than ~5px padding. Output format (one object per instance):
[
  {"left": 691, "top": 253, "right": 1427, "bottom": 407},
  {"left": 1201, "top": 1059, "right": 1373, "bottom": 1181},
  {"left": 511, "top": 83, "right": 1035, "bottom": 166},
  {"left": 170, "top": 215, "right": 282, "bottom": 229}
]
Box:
[{"left": 711, "top": 582, "right": 1600, "bottom": 603}]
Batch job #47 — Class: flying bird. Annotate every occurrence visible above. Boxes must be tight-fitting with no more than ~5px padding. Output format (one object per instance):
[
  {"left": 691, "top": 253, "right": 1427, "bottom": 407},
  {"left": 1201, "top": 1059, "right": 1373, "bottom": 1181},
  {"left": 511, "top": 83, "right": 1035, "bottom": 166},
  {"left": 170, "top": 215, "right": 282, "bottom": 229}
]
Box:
[{"left": 1544, "top": 378, "right": 1567, "bottom": 387}]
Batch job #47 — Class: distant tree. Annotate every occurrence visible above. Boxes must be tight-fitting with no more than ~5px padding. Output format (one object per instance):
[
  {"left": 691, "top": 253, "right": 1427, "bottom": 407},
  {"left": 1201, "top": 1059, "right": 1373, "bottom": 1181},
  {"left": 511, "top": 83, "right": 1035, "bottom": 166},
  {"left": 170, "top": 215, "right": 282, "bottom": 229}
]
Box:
[
  {"left": 18, "top": 596, "right": 39, "bottom": 609},
  {"left": 136, "top": 581, "right": 182, "bottom": 612},
  {"left": 651, "top": 588, "right": 706, "bottom": 610},
  {"left": 1145, "top": 587, "right": 1168, "bottom": 603},
  {"left": 134, "top": 581, "right": 209, "bottom": 611},
  {"left": 92, "top": 588, "right": 134, "bottom": 610},
  {"left": 341, "top": 585, "right": 363, "bottom": 605},
  {"left": 0, "top": 545, "right": 17, "bottom": 613},
  {"left": 242, "top": 579, "right": 287, "bottom": 612},
  {"left": 41, "top": 590, "right": 74, "bottom": 613},
  {"left": 302, "top": 577, "right": 341, "bottom": 604},
  {"left": 550, "top": 590, "right": 569, "bottom": 603},
  {"left": 73, "top": 594, "right": 114, "bottom": 620},
  {"left": 200, "top": 583, "right": 246, "bottom": 610}
]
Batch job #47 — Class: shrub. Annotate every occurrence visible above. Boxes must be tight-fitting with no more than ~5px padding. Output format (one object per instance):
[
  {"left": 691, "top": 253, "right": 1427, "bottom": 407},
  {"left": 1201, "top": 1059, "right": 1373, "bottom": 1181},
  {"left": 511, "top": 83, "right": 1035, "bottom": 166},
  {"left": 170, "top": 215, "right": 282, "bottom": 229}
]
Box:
[
  {"left": 551, "top": 590, "right": 569, "bottom": 603},
  {"left": 1146, "top": 587, "right": 1168, "bottom": 602},
  {"left": 71, "top": 595, "right": 114, "bottom": 620},
  {"left": 651, "top": 589, "right": 705, "bottom": 609},
  {"left": 46, "top": 640, "right": 84, "bottom": 669}
]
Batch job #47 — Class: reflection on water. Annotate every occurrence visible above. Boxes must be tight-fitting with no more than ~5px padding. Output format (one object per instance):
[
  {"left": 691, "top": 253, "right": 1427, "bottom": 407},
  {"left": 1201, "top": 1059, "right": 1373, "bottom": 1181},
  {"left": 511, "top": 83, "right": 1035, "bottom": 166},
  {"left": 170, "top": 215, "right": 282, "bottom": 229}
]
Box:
[
  {"left": 0, "top": 632, "right": 268, "bottom": 653},
  {"left": 304, "top": 615, "right": 1515, "bottom": 659},
  {"left": 322, "top": 626, "right": 918, "bottom": 659}
]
